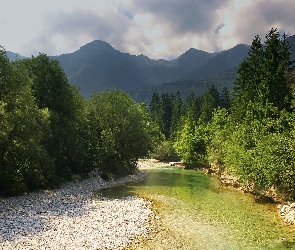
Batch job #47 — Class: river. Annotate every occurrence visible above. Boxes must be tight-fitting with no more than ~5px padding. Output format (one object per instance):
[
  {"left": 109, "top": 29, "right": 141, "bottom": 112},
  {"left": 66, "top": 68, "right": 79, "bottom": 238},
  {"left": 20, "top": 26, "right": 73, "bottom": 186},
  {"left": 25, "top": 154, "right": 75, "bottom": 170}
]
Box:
[{"left": 97, "top": 166, "right": 295, "bottom": 249}]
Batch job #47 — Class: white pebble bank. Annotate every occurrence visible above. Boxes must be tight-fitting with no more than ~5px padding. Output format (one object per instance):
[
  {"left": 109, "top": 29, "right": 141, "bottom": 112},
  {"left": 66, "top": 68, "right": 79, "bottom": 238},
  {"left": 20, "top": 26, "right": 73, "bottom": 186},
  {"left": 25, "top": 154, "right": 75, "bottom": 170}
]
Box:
[
  {"left": 0, "top": 170, "right": 154, "bottom": 250},
  {"left": 278, "top": 202, "right": 295, "bottom": 225}
]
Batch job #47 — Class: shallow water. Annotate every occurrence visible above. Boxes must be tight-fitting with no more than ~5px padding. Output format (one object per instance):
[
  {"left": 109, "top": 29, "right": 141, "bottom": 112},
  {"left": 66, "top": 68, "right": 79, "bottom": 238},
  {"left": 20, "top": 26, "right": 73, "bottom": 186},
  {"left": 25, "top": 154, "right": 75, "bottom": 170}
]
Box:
[{"left": 97, "top": 167, "right": 295, "bottom": 249}]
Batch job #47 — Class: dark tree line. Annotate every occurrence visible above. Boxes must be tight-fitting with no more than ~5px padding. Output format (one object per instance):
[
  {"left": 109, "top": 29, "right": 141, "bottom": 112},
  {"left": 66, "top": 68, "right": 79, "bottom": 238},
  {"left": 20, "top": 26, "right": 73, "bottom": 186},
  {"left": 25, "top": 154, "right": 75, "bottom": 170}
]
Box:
[
  {"left": 149, "top": 86, "right": 230, "bottom": 140},
  {"left": 0, "top": 50, "right": 151, "bottom": 196}
]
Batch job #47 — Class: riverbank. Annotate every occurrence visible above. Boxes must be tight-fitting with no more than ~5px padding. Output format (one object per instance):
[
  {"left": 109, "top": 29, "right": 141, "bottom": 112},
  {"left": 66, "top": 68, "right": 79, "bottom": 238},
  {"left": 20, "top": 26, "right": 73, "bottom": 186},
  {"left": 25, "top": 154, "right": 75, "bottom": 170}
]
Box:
[
  {"left": 206, "top": 162, "right": 295, "bottom": 226},
  {"left": 113, "top": 159, "right": 295, "bottom": 249},
  {"left": 0, "top": 169, "right": 155, "bottom": 250}
]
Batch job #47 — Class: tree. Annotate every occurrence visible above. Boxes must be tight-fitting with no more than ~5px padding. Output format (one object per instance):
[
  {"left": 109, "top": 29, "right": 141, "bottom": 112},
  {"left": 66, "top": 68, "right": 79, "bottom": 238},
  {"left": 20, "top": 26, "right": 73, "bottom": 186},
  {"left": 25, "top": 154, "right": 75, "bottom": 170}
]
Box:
[
  {"left": 232, "top": 28, "right": 294, "bottom": 121},
  {"left": 200, "top": 85, "right": 220, "bottom": 122},
  {"left": 0, "top": 48, "right": 54, "bottom": 195},
  {"left": 138, "top": 101, "right": 164, "bottom": 155},
  {"left": 149, "top": 92, "right": 181, "bottom": 139},
  {"left": 220, "top": 87, "right": 230, "bottom": 110},
  {"left": 262, "top": 28, "right": 294, "bottom": 111},
  {"left": 160, "top": 93, "right": 174, "bottom": 138},
  {"left": 174, "top": 118, "right": 207, "bottom": 166},
  {"left": 23, "top": 54, "right": 92, "bottom": 178},
  {"left": 87, "top": 90, "right": 150, "bottom": 175},
  {"left": 170, "top": 91, "right": 183, "bottom": 139},
  {"left": 182, "top": 93, "right": 202, "bottom": 121}
]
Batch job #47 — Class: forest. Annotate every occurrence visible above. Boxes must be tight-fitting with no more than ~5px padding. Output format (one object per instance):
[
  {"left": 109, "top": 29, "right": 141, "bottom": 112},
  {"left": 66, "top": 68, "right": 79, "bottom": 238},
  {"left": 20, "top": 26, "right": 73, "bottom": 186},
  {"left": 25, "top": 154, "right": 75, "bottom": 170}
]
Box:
[{"left": 1, "top": 28, "right": 295, "bottom": 199}]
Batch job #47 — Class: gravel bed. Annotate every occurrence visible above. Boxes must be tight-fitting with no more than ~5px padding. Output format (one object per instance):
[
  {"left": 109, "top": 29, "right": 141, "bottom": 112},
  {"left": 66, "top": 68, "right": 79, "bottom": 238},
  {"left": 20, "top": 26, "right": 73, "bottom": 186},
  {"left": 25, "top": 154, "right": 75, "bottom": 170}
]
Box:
[
  {"left": 278, "top": 202, "right": 295, "bottom": 225},
  {"left": 0, "top": 170, "right": 155, "bottom": 250}
]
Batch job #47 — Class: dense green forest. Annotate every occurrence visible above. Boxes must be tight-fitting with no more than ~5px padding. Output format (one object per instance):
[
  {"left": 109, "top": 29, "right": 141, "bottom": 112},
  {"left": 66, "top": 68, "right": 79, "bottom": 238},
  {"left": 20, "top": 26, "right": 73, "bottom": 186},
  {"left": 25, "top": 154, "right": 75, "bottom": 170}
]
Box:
[
  {"left": 0, "top": 48, "right": 154, "bottom": 196},
  {"left": 1, "top": 28, "right": 295, "bottom": 200},
  {"left": 129, "top": 68, "right": 237, "bottom": 103},
  {"left": 148, "top": 28, "right": 295, "bottom": 200}
]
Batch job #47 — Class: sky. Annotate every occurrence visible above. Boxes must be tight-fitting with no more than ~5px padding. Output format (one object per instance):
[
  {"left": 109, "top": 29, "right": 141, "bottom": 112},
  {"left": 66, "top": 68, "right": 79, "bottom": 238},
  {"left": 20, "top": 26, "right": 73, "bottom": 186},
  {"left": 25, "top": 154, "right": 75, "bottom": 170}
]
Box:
[{"left": 1, "top": 0, "right": 295, "bottom": 60}]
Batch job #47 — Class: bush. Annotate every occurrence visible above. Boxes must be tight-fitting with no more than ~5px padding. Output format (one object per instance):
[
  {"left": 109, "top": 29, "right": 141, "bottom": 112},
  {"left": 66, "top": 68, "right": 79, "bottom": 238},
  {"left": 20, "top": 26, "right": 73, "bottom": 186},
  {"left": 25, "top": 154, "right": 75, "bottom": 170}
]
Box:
[
  {"left": 174, "top": 119, "right": 207, "bottom": 165},
  {"left": 151, "top": 140, "right": 180, "bottom": 162}
]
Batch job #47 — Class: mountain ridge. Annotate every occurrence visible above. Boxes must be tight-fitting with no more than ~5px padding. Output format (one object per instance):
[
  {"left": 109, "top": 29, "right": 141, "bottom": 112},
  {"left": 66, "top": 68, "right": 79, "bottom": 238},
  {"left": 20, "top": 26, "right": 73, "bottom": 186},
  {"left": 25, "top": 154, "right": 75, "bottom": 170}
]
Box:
[
  {"left": 6, "top": 35, "right": 295, "bottom": 100},
  {"left": 49, "top": 39, "right": 251, "bottom": 98}
]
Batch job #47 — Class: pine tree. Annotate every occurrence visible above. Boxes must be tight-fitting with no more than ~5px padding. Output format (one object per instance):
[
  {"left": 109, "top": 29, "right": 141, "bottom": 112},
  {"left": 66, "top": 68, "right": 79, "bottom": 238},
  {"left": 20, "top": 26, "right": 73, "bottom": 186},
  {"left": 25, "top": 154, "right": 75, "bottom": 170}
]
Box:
[
  {"left": 200, "top": 85, "right": 220, "bottom": 122},
  {"left": 220, "top": 87, "right": 230, "bottom": 110},
  {"left": 170, "top": 91, "right": 183, "bottom": 139},
  {"left": 232, "top": 28, "right": 294, "bottom": 120}
]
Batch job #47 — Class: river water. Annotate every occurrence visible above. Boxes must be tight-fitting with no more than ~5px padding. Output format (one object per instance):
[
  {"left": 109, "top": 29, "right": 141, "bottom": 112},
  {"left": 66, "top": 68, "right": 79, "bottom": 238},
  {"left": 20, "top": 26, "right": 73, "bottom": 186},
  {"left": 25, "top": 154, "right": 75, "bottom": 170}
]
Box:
[{"left": 98, "top": 167, "right": 295, "bottom": 249}]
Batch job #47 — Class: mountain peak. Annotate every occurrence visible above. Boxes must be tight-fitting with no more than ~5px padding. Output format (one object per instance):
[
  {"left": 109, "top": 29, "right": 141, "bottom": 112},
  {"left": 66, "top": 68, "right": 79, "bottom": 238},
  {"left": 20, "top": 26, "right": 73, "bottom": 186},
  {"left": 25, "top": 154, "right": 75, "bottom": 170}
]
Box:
[
  {"left": 177, "top": 48, "right": 214, "bottom": 69},
  {"left": 79, "top": 40, "right": 115, "bottom": 53},
  {"left": 178, "top": 48, "right": 209, "bottom": 58}
]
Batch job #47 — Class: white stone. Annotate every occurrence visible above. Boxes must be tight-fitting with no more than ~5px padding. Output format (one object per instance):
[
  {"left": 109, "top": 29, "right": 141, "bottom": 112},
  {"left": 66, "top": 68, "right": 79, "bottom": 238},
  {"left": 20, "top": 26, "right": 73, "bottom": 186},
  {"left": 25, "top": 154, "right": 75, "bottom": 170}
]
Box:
[{"left": 0, "top": 170, "right": 154, "bottom": 250}]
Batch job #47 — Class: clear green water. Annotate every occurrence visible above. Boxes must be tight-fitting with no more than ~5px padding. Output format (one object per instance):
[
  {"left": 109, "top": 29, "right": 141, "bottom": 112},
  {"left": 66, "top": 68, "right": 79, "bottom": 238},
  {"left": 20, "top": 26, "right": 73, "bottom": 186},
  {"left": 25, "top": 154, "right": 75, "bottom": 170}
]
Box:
[{"left": 97, "top": 167, "right": 295, "bottom": 249}]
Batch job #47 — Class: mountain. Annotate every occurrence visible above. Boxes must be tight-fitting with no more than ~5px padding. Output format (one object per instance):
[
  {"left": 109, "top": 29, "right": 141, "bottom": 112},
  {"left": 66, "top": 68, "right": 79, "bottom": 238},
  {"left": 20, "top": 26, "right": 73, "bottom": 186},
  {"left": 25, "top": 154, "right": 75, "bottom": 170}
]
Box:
[
  {"left": 6, "top": 51, "right": 26, "bottom": 61},
  {"left": 51, "top": 40, "right": 253, "bottom": 98},
  {"left": 130, "top": 68, "right": 238, "bottom": 103},
  {"left": 8, "top": 34, "right": 295, "bottom": 101},
  {"left": 287, "top": 35, "right": 295, "bottom": 62},
  {"left": 51, "top": 40, "right": 216, "bottom": 98},
  {"left": 179, "top": 44, "right": 250, "bottom": 80},
  {"left": 130, "top": 35, "right": 295, "bottom": 102}
]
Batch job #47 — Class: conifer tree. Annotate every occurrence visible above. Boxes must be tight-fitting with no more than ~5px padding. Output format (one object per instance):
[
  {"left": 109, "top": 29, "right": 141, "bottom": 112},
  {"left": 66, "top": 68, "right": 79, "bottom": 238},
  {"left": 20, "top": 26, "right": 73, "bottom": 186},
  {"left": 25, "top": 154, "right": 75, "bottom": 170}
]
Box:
[
  {"left": 233, "top": 28, "right": 294, "bottom": 120},
  {"left": 200, "top": 85, "right": 220, "bottom": 122}
]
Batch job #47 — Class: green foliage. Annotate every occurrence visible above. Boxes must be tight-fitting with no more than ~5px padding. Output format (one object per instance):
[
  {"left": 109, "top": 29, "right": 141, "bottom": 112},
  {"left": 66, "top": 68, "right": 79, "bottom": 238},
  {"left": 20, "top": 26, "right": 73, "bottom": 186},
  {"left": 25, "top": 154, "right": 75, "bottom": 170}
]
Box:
[
  {"left": 200, "top": 85, "right": 220, "bottom": 122},
  {"left": 213, "top": 29, "right": 295, "bottom": 197},
  {"left": 151, "top": 140, "right": 180, "bottom": 162},
  {"left": 0, "top": 48, "right": 54, "bottom": 195},
  {"left": 174, "top": 118, "right": 207, "bottom": 165},
  {"left": 206, "top": 108, "right": 230, "bottom": 165},
  {"left": 221, "top": 110, "right": 295, "bottom": 197},
  {"left": 0, "top": 49, "right": 100, "bottom": 196},
  {"left": 2, "top": 27, "right": 295, "bottom": 199},
  {"left": 182, "top": 93, "right": 202, "bottom": 121},
  {"left": 170, "top": 91, "right": 183, "bottom": 139},
  {"left": 138, "top": 101, "right": 165, "bottom": 155},
  {"left": 220, "top": 87, "right": 230, "bottom": 110},
  {"left": 149, "top": 92, "right": 184, "bottom": 139},
  {"left": 145, "top": 29, "right": 295, "bottom": 198},
  {"left": 232, "top": 28, "right": 294, "bottom": 121},
  {"left": 87, "top": 90, "right": 150, "bottom": 175},
  {"left": 23, "top": 54, "right": 94, "bottom": 178}
]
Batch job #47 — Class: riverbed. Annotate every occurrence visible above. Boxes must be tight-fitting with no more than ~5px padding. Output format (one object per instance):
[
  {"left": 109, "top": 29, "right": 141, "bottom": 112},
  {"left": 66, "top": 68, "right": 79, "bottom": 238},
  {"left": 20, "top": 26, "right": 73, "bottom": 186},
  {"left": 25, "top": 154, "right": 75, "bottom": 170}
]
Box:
[
  {"left": 0, "top": 170, "right": 153, "bottom": 250},
  {"left": 99, "top": 164, "right": 295, "bottom": 249}
]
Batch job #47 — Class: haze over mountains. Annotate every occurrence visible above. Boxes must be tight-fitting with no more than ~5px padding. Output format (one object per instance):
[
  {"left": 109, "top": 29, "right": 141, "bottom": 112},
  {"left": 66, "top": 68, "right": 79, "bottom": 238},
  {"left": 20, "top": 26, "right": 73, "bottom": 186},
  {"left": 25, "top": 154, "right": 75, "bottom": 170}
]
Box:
[
  {"left": 7, "top": 35, "right": 295, "bottom": 102},
  {"left": 49, "top": 41, "right": 251, "bottom": 100}
]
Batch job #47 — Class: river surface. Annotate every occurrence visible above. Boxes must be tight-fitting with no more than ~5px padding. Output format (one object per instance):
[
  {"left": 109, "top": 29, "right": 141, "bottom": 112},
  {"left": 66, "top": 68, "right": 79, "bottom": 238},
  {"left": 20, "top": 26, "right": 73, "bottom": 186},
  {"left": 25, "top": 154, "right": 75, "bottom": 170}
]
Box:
[{"left": 97, "top": 166, "right": 295, "bottom": 249}]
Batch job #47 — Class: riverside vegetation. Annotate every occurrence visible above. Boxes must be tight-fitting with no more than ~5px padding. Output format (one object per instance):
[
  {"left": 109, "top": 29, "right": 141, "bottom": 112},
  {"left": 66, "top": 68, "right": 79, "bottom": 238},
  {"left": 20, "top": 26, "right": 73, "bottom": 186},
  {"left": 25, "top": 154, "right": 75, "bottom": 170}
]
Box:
[
  {"left": 149, "top": 28, "right": 295, "bottom": 203},
  {"left": 0, "top": 28, "right": 295, "bottom": 245}
]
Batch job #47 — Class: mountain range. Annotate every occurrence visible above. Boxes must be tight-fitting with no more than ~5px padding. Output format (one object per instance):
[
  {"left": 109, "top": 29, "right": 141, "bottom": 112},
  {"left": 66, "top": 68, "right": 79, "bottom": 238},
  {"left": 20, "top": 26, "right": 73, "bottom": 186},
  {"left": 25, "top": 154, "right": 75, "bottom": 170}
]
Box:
[{"left": 7, "top": 35, "right": 295, "bottom": 102}]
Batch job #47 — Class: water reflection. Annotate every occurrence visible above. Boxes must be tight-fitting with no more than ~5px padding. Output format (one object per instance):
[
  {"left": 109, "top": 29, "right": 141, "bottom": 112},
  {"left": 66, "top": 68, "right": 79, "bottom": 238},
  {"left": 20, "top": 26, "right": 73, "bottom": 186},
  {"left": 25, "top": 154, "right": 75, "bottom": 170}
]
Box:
[{"left": 96, "top": 167, "right": 295, "bottom": 249}]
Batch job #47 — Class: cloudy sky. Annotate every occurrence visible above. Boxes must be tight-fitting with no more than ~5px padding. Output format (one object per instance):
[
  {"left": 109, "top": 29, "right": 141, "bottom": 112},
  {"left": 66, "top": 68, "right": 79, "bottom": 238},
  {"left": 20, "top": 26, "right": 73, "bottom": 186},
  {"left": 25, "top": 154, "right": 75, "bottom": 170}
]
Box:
[{"left": 1, "top": 0, "right": 295, "bottom": 59}]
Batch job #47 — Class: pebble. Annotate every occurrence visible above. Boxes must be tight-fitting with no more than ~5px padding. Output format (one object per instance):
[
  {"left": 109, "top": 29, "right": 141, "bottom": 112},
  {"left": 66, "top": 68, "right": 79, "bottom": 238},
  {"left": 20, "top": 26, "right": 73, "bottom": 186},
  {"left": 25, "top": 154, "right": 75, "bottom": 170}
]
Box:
[
  {"left": 0, "top": 170, "right": 155, "bottom": 249},
  {"left": 278, "top": 202, "right": 295, "bottom": 225}
]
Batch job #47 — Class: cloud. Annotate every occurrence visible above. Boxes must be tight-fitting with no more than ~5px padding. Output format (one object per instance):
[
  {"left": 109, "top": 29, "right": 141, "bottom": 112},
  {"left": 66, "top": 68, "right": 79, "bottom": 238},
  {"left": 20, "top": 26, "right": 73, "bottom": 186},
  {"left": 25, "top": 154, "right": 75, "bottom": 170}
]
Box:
[
  {"left": 118, "top": 4, "right": 135, "bottom": 20},
  {"left": 115, "top": 0, "right": 233, "bottom": 58},
  {"left": 214, "top": 23, "right": 225, "bottom": 34},
  {"left": 15, "top": 0, "right": 295, "bottom": 60},
  {"left": 130, "top": 0, "right": 230, "bottom": 34},
  {"left": 21, "top": 7, "right": 132, "bottom": 56}
]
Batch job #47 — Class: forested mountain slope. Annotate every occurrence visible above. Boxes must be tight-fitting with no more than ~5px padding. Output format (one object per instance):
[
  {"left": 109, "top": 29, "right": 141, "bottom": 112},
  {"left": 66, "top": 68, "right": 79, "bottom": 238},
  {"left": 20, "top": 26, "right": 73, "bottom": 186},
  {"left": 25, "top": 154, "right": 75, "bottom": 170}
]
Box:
[
  {"left": 130, "top": 68, "right": 238, "bottom": 103},
  {"left": 50, "top": 40, "right": 249, "bottom": 98},
  {"left": 51, "top": 40, "right": 215, "bottom": 97},
  {"left": 7, "top": 35, "right": 295, "bottom": 100}
]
